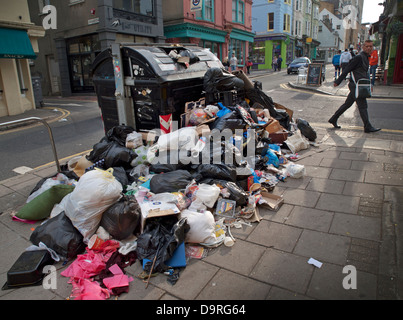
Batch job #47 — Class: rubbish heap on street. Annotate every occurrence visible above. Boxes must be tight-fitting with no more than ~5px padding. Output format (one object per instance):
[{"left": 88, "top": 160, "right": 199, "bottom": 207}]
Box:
[{"left": 4, "top": 68, "right": 319, "bottom": 300}]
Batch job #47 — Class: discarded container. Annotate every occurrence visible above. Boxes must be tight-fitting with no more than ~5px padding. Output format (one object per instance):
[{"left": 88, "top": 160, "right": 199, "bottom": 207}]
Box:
[
  {"left": 88, "top": 235, "right": 105, "bottom": 250},
  {"left": 2, "top": 250, "right": 53, "bottom": 290}
]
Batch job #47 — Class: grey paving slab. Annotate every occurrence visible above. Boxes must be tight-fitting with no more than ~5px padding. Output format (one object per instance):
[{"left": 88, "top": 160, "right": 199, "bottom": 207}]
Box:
[
  {"left": 306, "top": 177, "right": 345, "bottom": 194},
  {"left": 329, "top": 212, "right": 381, "bottom": 241},
  {"left": 306, "top": 263, "right": 377, "bottom": 300},
  {"left": 304, "top": 166, "right": 332, "bottom": 179},
  {"left": 196, "top": 269, "right": 271, "bottom": 300},
  {"left": 282, "top": 188, "right": 321, "bottom": 208},
  {"left": 350, "top": 160, "right": 384, "bottom": 171},
  {"left": 247, "top": 220, "right": 302, "bottom": 252},
  {"left": 365, "top": 171, "right": 403, "bottom": 186},
  {"left": 293, "top": 229, "right": 350, "bottom": 265},
  {"left": 339, "top": 151, "right": 369, "bottom": 161},
  {"left": 315, "top": 193, "right": 360, "bottom": 214},
  {"left": 250, "top": 248, "right": 313, "bottom": 294},
  {"left": 266, "top": 286, "right": 313, "bottom": 300},
  {"left": 320, "top": 157, "right": 352, "bottom": 169},
  {"left": 343, "top": 181, "right": 384, "bottom": 199},
  {"left": 203, "top": 239, "right": 265, "bottom": 276},
  {"left": 285, "top": 206, "right": 334, "bottom": 233},
  {"left": 329, "top": 168, "right": 366, "bottom": 182}
]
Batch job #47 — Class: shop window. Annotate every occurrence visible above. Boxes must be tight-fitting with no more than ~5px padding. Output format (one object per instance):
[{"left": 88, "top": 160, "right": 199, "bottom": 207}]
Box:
[
  {"left": 250, "top": 42, "right": 265, "bottom": 64},
  {"left": 196, "top": 0, "right": 214, "bottom": 22},
  {"left": 16, "top": 60, "right": 28, "bottom": 96},
  {"left": 230, "top": 39, "right": 245, "bottom": 66},
  {"left": 66, "top": 35, "right": 100, "bottom": 93}
]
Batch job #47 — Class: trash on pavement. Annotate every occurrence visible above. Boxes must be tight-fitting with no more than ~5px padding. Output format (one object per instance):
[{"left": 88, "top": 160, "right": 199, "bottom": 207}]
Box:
[{"left": 8, "top": 63, "right": 322, "bottom": 299}]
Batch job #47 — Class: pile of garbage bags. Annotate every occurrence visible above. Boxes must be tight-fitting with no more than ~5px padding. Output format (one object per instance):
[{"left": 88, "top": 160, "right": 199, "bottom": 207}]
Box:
[{"left": 9, "top": 67, "right": 318, "bottom": 300}]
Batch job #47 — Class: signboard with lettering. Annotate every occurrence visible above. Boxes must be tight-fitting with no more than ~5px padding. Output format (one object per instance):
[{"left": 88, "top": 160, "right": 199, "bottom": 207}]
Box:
[{"left": 306, "top": 63, "right": 322, "bottom": 86}]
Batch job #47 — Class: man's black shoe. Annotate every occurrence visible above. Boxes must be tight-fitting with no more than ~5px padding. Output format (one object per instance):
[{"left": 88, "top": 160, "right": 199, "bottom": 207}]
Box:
[
  {"left": 328, "top": 118, "right": 341, "bottom": 129},
  {"left": 364, "top": 127, "right": 381, "bottom": 133}
]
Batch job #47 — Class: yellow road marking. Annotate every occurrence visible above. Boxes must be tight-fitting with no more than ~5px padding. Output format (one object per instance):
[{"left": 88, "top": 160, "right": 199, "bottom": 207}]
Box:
[
  {"left": 0, "top": 107, "right": 70, "bottom": 135},
  {"left": 32, "top": 149, "right": 92, "bottom": 170}
]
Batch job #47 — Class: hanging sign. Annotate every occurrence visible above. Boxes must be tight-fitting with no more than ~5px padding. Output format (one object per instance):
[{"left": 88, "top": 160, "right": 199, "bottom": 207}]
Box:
[{"left": 190, "top": 0, "right": 203, "bottom": 11}]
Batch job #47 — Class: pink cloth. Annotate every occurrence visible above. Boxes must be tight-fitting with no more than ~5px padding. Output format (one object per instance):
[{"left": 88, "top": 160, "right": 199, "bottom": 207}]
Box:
[{"left": 70, "top": 278, "right": 110, "bottom": 300}]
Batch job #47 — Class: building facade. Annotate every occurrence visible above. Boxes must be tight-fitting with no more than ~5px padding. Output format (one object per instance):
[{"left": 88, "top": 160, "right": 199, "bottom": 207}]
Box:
[
  {"left": 29, "top": 0, "right": 164, "bottom": 97},
  {"left": 163, "top": 0, "right": 254, "bottom": 70},
  {"left": 251, "top": 0, "right": 321, "bottom": 70},
  {"left": 0, "top": 0, "right": 44, "bottom": 117}
]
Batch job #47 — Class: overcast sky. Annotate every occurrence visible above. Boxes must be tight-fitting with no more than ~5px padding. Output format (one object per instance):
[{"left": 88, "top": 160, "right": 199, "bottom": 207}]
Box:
[{"left": 361, "top": 0, "right": 385, "bottom": 24}]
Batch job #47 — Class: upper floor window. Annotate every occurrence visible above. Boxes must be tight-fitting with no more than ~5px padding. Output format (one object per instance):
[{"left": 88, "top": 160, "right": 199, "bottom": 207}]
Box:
[
  {"left": 196, "top": 0, "right": 214, "bottom": 22},
  {"left": 268, "top": 12, "right": 274, "bottom": 31},
  {"left": 232, "top": 0, "right": 244, "bottom": 23},
  {"left": 295, "top": 0, "right": 302, "bottom": 11},
  {"left": 113, "top": 0, "right": 153, "bottom": 16},
  {"left": 283, "top": 14, "right": 291, "bottom": 32},
  {"left": 284, "top": 0, "right": 291, "bottom": 5},
  {"left": 306, "top": 0, "right": 312, "bottom": 14}
]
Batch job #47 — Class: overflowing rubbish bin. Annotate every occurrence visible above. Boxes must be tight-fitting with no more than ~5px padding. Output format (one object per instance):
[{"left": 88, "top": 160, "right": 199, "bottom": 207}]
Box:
[
  {"left": 92, "top": 44, "right": 225, "bottom": 133},
  {"left": 7, "top": 43, "right": 321, "bottom": 300}
]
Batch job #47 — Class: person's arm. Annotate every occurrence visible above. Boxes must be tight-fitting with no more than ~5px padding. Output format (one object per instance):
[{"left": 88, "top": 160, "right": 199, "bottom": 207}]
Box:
[{"left": 334, "top": 55, "right": 361, "bottom": 86}]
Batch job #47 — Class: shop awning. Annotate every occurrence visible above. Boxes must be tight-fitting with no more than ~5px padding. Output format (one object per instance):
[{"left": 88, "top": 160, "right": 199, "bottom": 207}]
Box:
[{"left": 0, "top": 27, "right": 36, "bottom": 59}]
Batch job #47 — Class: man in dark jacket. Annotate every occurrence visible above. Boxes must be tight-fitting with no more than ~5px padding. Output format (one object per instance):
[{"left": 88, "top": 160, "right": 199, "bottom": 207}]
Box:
[{"left": 328, "top": 40, "right": 381, "bottom": 133}]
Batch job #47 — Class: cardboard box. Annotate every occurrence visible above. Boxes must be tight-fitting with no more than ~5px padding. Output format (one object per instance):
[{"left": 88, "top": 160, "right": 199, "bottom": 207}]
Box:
[
  {"left": 269, "top": 129, "right": 288, "bottom": 143},
  {"left": 259, "top": 192, "right": 284, "bottom": 211},
  {"left": 140, "top": 201, "right": 180, "bottom": 233},
  {"left": 265, "top": 118, "right": 283, "bottom": 134},
  {"left": 274, "top": 102, "right": 293, "bottom": 120}
]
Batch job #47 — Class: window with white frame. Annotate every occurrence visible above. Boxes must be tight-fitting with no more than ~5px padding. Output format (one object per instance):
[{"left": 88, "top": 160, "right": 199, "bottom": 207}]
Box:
[
  {"left": 295, "top": 0, "right": 302, "bottom": 11},
  {"left": 306, "top": 0, "right": 312, "bottom": 14}
]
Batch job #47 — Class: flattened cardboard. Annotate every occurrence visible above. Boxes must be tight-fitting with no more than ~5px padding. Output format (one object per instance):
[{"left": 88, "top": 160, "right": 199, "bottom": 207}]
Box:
[{"left": 259, "top": 192, "right": 284, "bottom": 211}]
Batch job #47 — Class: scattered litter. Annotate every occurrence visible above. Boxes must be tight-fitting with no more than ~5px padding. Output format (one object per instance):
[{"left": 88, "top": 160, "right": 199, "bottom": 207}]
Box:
[
  {"left": 8, "top": 59, "right": 322, "bottom": 300},
  {"left": 308, "top": 258, "right": 323, "bottom": 268}
]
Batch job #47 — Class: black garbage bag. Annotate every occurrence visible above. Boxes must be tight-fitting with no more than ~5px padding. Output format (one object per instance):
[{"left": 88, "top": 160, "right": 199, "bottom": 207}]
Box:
[
  {"left": 105, "top": 125, "right": 135, "bottom": 146},
  {"left": 203, "top": 68, "right": 244, "bottom": 94},
  {"left": 209, "top": 110, "right": 245, "bottom": 132},
  {"left": 30, "top": 212, "right": 86, "bottom": 260},
  {"left": 87, "top": 139, "right": 136, "bottom": 169},
  {"left": 149, "top": 150, "right": 189, "bottom": 173},
  {"left": 150, "top": 170, "right": 193, "bottom": 194},
  {"left": 195, "top": 164, "right": 237, "bottom": 182},
  {"left": 136, "top": 216, "right": 189, "bottom": 273},
  {"left": 100, "top": 195, "right": 141, "bottom": 240},
  {"left": 87, "top": 125, "right": 137, "bottom": 169},
  {"left": 112, "top": 167, "right": 129, "bottom": 188},
  {"left": 296, "top": 118, "right": 317, "bottom": 141},
  {"left": 199, "top": 178, "right": 248, "bottom": 206},
  {"left": 245, "top": 87, "right": 290, "bottom": 130}
]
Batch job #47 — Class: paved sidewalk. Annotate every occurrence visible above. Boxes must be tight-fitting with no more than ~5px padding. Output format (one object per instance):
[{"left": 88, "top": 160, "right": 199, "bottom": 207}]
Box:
[{"left": 0, "top": 72, "right": 403, "bottom": 301}]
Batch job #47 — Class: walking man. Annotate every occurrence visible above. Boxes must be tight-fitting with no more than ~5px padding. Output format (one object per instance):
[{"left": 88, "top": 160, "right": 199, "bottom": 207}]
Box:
[
  {"left": 332, "top": 50, "right": 342, "bottom": 79},
  {"left": 328, "top": 40, "right": 381, "bottom": 133}
]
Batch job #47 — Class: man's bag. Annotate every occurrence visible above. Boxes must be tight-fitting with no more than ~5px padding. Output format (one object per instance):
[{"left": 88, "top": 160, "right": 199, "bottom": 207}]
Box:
[{"left": 352, "top": 73, "right": 372, "bottom": 99}]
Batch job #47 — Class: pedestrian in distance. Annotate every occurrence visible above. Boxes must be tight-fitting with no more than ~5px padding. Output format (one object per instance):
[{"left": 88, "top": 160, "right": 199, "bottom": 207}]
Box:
[
  {"left": 246, "top": 58, "right": 253, "bottom": 74},
  {"left": 272, "top": 56, "right": 277, "bottom": 71},
  {"left": 332, "top": 50, "right": 342, "bottom": 79},
  {"left": 328, "top": 40, "right": 381, "bottom": 133},
  {"left": 340, "top": 49, "right": 352, "bottom": 74},
  {"left": 369, "top": 47, "right": 379, "bottom": 86},
  {"left": 277, "top": 55, "right": 283, "bottom": 71},
  {"left": 230, "top": 53, "right": 238, "bottom": 72}
]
